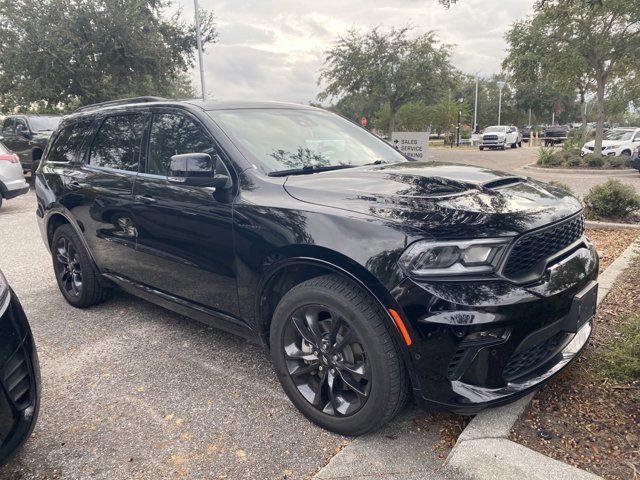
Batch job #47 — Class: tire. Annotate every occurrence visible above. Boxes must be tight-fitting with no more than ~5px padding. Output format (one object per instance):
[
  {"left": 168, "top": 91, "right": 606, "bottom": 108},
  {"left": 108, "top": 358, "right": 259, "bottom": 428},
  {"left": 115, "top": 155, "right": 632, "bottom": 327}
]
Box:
[
  {"left": 30, "top": 160, "right": 40, "bottom": 177},
  {"left": 511, "top": 143, "right": 517, "bottom": 149},
  {"left": 270, "top": 274, "right": 409, "bottom": 435},
  {"left": 500, "top": 145, "right": 506, "bottom": 150},
  {"left": 518, "top": 141, "right": 522, "bottom": 148},
  {"left": 479, "top": 146, "right": 484, "bottom": 151},
  {"left": 51, "top": 224, "right": 112, "bottom": 308},
  {"left": 621, "top": 150, "right": 631, "bottom": 157}
]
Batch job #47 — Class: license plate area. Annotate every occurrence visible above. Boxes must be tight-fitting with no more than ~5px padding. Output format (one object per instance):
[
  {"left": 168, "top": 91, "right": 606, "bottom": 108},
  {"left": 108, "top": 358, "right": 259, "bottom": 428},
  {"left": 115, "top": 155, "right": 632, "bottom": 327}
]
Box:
[{"left": 565, "top": 281, "right": 598, "bottom": 333}]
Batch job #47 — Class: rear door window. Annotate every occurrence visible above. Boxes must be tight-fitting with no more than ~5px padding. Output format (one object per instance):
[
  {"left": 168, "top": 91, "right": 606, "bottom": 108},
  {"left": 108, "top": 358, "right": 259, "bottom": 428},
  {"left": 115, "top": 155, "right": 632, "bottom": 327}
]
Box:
[
  {"left": 88, "top": 114, "right": 147, "bottom": 172},
  {"left": 47, "top": 119, "right": 95, "bottom": 164},
  {"left": 2, "top": 118, "right": 15, "bottom": 134}
]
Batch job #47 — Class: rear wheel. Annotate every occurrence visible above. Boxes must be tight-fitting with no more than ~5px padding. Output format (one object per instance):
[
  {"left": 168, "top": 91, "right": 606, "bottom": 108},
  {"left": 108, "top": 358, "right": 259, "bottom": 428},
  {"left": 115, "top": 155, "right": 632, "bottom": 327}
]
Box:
[
  {"left": 270, "top": 275, "right": 409, "bottom": 435},
  {"left": 511, "top": 143, "right": 517, "bottom": 149},
  {"left": 52, "top": 224, "right": 112, "bottom": 308},
  {"left": 479, "top": 146, "right": 484, "bottom": 151}
]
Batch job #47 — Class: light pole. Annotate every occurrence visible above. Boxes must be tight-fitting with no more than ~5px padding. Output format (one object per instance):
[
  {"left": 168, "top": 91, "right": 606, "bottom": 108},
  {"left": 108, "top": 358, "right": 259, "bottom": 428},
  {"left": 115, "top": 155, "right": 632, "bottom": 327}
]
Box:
[
  {"left": 473, "top": 74, "right": 479, "bottom": 133},
  {"left": 456, "top": 96, "right": 464, "bottom": 147},
  {"left": 194, "top": 0, "right": 206, "bottom": 100},
  {"left": 497, "top": 80, "right": 506, "bottom": 125}
]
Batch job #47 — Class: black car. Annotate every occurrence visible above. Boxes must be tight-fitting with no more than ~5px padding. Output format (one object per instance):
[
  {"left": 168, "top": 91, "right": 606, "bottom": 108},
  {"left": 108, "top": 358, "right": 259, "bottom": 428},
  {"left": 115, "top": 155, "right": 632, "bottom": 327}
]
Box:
[
  {"left": 631, "top": 145, "right": 640, "bottom": 172},
  {"left": 0, "top": 115, "right": 61, "bottom": 175},
  {"left": 35, "top": 98, "right": 598, "bottom": 435},
  {"left": 0, "top": 270, "right": 40, "bottom": 464}
]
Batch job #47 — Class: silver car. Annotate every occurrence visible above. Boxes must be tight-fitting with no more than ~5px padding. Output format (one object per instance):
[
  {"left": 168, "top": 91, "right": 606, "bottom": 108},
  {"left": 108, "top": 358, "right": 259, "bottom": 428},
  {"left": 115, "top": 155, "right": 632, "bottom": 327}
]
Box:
[{"left": 0, "top": 142, "right": 29, "bottom": 209}]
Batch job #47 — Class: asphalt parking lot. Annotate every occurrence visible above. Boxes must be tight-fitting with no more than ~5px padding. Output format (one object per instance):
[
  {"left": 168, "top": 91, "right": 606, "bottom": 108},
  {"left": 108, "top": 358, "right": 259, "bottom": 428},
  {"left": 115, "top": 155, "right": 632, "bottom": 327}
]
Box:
[
  {"left": 0, "top": 189, "right": 452, "bottom": 480},
  {"left": 429, "top": 145, "right": 640, "bottom": 198}
]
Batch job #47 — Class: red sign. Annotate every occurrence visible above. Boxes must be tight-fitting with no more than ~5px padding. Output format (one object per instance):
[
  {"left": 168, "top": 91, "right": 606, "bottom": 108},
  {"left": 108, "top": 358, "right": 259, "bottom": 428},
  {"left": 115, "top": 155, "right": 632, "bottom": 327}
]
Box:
[{"left": 360, "top": 116, "right": 367, "bottom": 127}]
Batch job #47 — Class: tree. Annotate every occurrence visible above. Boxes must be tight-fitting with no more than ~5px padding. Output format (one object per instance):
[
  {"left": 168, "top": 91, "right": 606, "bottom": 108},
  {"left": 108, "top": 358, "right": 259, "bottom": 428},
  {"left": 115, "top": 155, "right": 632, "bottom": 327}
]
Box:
[
  {"left": 427, "top": 97, "right": 471, "bottom": 135},
  {"left": 318, "top": 26, "right": 454, "bottom": 133},
  {"left": 373, "top": 101, "right": 432, "bottom": 133},
  {"left": 505, "top": 0, "right": 640, "bottom": 154},
  {"left": 0, "top": 0, "right": 217, "bottom": 112}
]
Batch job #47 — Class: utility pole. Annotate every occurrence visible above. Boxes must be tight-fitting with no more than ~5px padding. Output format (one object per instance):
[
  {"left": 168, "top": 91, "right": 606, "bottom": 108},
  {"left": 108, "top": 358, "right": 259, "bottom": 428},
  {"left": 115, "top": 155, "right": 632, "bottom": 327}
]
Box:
[
  {"left": 473, "top": 75, "right": 479, "bottom": 133},
  {"left": 497, "top": 81, "right": 505, "bottom": 125},
  {"left": 528, "top": 108, "right": 532, "bottom": 126},
  {"left": 194, "top": 0, "right": 206, "bottom": 100}
]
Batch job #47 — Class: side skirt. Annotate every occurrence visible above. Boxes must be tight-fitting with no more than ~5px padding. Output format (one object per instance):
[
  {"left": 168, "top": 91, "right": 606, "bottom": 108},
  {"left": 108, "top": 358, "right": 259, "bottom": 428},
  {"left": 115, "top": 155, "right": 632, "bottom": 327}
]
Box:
[{"left": 103, "top": 273, "right": 259, "bottom": 344}]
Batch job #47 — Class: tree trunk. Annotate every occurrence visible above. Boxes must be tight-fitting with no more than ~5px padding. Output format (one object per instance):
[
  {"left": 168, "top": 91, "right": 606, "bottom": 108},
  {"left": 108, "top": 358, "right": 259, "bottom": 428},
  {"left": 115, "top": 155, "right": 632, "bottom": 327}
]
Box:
[
  {"left": 594, "top": 74, "right": 606, "bottom": 155},
  {"left": 389, "top": 100, "right": 397, "bottom": 135},
  {"left": 579, "top": 90, "right": 587, "bottom": 128}
]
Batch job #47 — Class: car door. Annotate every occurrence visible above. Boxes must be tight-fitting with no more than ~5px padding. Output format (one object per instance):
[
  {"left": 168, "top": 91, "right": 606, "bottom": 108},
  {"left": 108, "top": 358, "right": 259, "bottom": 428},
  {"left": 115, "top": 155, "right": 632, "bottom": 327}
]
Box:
[
  {"left": 65, "top": 112, "right": 149, "bottom": 280},
  {"left": 131, "top": 109, "right": 239, "bottom": 316}
]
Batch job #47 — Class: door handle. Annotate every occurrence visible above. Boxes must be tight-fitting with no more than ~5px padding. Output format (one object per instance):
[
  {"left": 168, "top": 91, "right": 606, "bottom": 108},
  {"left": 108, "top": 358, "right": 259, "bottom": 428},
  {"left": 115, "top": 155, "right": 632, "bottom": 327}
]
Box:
[
  {"left": 68, "top": 181, "right": 83, "bottom": 191},
  {"left": 135, "top": 194, "right": 157, "bottom": 204}
]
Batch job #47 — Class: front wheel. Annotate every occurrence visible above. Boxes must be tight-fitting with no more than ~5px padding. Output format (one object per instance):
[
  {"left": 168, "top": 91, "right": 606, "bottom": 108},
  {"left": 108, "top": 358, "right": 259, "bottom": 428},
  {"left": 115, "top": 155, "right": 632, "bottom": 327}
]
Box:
[
  {"left": 270, "top": 275, "right": 409, "bottom": 435},
  {"left": 52, "top": 224, "right": 112, "bottom": 308},
  {"left": 479, "top": 146, "right": 484, "bottom": 151}
]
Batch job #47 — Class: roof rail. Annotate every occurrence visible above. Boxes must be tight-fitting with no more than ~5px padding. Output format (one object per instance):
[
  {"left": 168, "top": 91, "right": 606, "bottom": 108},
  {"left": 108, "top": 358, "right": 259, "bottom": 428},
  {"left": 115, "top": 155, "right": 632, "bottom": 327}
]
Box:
[{"left": 74, "top": 96, "right": 167, "bottom": 113}]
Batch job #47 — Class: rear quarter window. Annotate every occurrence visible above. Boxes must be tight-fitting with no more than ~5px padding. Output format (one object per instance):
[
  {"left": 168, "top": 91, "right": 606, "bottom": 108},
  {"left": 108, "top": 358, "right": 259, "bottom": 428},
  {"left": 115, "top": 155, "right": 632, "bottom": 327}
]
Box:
[{"left": 46, "top": 119, "right": 95, "bottom": 164}]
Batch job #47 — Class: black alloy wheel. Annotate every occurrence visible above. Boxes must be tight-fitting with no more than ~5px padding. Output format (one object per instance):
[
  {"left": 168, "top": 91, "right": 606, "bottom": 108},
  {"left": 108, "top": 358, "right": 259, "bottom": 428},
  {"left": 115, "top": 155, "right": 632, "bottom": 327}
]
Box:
[
  {"left": 283, "top": 304, "right": 371, "bottom": 417},
  {"left": 51, "top": 224, "right": 112, "bottom": 308},
  {"left": 54, "top": 236, "right": 83, "bottom": 297},
  {"left": 271, "top": 275, "right": 408, "bottom": 435}
]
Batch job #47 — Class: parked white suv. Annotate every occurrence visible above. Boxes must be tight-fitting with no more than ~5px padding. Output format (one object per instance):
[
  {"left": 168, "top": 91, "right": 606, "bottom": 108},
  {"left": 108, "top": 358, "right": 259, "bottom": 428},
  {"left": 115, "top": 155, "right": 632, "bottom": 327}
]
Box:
[
  {"left": 581, "top": 127, "right": 640, "bottom": 157},
  {"left": 0, "top": 142, "right": 29, "bottom": 209},
  {"left": 479, "top": 126, "right": 522, "bottom": 150}
]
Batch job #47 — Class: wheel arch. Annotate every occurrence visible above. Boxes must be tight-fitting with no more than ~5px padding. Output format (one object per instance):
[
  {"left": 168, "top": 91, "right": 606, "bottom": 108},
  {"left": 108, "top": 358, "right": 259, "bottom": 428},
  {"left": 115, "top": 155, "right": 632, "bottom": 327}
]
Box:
[{"left": 254, "top": 247, "right": 416, "bottom": 379}]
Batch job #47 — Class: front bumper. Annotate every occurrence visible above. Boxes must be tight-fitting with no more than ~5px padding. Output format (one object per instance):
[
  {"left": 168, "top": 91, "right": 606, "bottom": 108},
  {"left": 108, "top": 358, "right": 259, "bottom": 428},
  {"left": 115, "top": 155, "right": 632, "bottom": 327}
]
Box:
[
  {"left": 480, "top": 139, "right": 506, "bottom": 148},
  {"left": 0, "top": 289, "right": 40, "bottom": 465},
  {"left": 392, "top": 238, "right": 598, "bottom": 413},
  {"left": 581, "top": 146, "right": 619, "bottom": 157}
]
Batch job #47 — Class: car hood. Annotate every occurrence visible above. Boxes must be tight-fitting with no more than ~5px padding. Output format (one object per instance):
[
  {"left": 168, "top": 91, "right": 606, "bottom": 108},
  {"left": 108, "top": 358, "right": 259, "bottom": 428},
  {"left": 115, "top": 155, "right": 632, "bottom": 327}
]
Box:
[
  {"left": 283, "top": 162, "right": 582, "bottom": 238},
  {"left": 482, "top": 131, "right": 506, "bottom": 137}
]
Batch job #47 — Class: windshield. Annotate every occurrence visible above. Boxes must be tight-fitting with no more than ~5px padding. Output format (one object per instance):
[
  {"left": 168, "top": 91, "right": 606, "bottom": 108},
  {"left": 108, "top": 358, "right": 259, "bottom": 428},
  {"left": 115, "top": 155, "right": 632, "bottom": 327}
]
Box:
[
  {"left": 484, "top": 126, "right": 507, "bottom": 133},
  {"left": 208, "top": 108, "right": 407, "bottom": 174},
  {"left": 604, "top": 129, "right": 634, "bottom": 141},
  {"left": 28, "top": 116, "right": 61, "bottom": 131}
]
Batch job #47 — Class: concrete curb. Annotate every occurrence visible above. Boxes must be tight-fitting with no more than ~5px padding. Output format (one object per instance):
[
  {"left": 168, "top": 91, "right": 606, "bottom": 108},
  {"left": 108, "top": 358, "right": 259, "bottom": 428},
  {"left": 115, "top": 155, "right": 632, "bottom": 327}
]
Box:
[
  {"left": 586, "top": 220, "right": 640, "bottom": 230},
  {"left": 523, "top": 163, "right": 637, "bottom": 175},
  {"left": 443, "top": 235, "right": 640, "bottom": 480}
]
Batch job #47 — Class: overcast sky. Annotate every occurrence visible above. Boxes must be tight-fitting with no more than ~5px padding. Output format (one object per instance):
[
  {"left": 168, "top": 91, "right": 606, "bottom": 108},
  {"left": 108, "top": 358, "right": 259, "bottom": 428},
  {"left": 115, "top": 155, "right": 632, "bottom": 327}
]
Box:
[{"left": 174, "top": 0, "right": 536, "bottom": 103}]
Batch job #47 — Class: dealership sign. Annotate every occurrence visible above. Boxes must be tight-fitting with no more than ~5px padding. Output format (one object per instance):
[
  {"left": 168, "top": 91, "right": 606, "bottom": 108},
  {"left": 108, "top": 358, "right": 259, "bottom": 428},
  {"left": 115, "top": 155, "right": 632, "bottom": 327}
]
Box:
[{"left": 390, "top": 131, "right": 429, "bottom": 160}]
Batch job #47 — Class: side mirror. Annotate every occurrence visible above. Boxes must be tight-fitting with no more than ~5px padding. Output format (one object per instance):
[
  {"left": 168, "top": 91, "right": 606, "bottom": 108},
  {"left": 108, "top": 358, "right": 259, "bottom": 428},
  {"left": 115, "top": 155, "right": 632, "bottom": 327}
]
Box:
[
  {"left": 16, "top": 124, "right": 30, "bottom": 138},
  {"left": 168, "top": 153, "right": 229, "bottom": 188}
]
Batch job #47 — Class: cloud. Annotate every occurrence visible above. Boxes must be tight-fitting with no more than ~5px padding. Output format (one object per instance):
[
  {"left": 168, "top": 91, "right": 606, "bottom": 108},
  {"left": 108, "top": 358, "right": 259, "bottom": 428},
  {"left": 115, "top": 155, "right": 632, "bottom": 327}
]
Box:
[{"left": 180, "top": 0, "right": 536, "bottom": 102}]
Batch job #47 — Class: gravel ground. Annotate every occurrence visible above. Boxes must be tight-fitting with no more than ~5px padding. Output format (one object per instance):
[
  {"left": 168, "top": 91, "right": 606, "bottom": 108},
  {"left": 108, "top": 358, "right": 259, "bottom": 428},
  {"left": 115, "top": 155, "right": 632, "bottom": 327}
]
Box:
[
  {"left": 428, "top": 146, "right": 640, "bottom": 199},
  {"left": 0, "top": 189, "right": 346, "bottom": 480},
  {"left": 0, "top": 188, "right": 454, "bottom": 480}
]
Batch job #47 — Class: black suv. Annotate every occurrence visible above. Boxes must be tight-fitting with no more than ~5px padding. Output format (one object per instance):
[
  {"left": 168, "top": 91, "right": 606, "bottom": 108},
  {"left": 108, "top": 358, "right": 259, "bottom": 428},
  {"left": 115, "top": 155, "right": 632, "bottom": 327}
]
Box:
[
  {"left": 36, "top": 98, "right": 598, "bottom": 435},
  {"left": 1, "top": 115, "right": 61, "bottom": 175}
]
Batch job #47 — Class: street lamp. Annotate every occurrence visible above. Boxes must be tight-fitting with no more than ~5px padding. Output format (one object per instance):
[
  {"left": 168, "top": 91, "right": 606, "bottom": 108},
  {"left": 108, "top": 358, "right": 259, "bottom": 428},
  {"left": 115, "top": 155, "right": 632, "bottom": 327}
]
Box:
[
  {"left": 194, "top": 0, "right": 206, "bottom": 100},
  {"left": 497, "top": 80, "right": 506, "bottom": 126},
  {"left": 456, "top": 96, "right": 464, "bottom": 147}
]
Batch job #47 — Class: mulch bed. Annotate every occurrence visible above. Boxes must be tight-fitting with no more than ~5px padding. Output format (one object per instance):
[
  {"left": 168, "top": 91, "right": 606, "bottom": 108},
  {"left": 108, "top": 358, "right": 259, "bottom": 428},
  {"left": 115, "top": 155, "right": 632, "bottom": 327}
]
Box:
[
  {"left": 510, "top": 256, "right": 640, "bottom": 480},
  {"left": 587, "top": 228, "right": 639, "bottom": 272}
]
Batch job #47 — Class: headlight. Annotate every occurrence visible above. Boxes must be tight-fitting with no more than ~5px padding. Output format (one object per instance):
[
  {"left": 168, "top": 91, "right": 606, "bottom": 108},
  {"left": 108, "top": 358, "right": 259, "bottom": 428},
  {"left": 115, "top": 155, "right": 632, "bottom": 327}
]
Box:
[
  {"left": 398, "top": 239, "right": 510, "bottom": 276},
  {"left": 604, "top": 144, "right": 620, "bottom": 150}
]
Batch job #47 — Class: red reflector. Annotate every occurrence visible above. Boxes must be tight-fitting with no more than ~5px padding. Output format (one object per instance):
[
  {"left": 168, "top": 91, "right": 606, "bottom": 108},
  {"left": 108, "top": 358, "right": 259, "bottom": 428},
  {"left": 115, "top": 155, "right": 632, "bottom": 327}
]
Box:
[
  {"left": 0, "top": 154, "right": 19, "bottom": 164},
  {"left": 388, "top": 308, "right": 412, "bottom": 346}
]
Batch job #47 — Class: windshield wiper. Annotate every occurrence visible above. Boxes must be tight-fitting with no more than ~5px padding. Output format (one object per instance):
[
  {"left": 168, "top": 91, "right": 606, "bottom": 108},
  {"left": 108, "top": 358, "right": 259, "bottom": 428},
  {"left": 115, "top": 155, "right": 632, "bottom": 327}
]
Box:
[{"left": 268, "top": 164, "right": 356, "bottom": 177}]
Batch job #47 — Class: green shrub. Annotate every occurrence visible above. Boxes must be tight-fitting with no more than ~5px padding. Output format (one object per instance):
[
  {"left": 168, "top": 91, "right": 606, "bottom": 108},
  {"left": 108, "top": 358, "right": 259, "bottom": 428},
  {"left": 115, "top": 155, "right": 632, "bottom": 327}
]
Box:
[
  {"left": 601, "top": 314, "right": 640, "bottom": 380},
  {"left": 583, "top": 179, "right": 640, "bottom": 219},
  {"left": 609, "top": 156, "right": 626, "bottom": 168},
  {"left": 565, "top": 155, "right": 582, "bottom": 167},
  {"left": 537, "top": 147, "right": 562, "bottom": 166},
  {"left": 585, "top": 154, "right": 605, "bottom": 168},
  {"left": 547, "top": 181, "right": 574, "bottom": 195}
]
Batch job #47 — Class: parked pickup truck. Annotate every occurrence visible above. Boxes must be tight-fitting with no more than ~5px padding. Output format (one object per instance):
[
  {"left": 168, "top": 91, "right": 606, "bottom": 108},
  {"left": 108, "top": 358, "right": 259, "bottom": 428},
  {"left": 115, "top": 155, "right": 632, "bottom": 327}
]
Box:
[
  {"left": 543, "top": 125, "right": 570, "bottom": 146},
  {"left": 479, "top": 126, "right": 522, "bottom": 150}
]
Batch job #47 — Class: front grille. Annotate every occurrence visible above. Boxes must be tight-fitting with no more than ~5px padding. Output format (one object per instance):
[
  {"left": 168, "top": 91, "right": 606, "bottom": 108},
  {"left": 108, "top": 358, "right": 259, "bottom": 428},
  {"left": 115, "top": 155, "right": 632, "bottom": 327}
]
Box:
[
  {"left": 2, "top": 349, "right": 32, "bottom": 410},
  {"left": 503, "top": 333, "right": 564, "bottom": 381},
  {"left": 503, "top": 215, "right": 585, "bottom": 282},
  {"left": 483, "top": 135, "right": 499, "bottom": 141}
]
